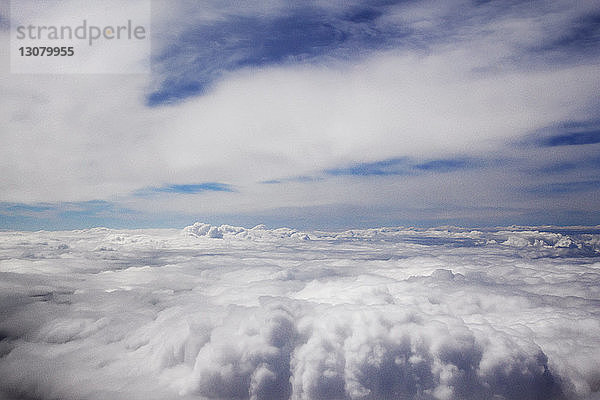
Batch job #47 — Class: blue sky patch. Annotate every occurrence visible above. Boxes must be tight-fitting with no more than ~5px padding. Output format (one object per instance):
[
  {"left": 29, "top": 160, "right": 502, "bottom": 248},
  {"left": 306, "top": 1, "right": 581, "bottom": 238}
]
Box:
[
  {"left": 136, "top": 182, "right": 234, "bottom": 196},
  {"left": 260, "top": 176, "right": 323, "bottom": 185},
  {"left": 148, "top": 3, "right": 411, "bottom": 105},
  {"left": 0, "top": 201, "right": 141, "bottom": 231},
  {"left": 414, "top": 159, "right": 472, "bottom": 172},
  {"left": 541, "top": 130, "right": 600, "bottom": 147},
  {"left": 526, "top": 180, "right": 600, "bottom": 196},
  {"left": 1, "top": 203, "right": 53, "bottom": 214},
  {"left": 325, "top": 157, "right": 476, "bottom": 177},
  {"left": 544, "top": 12, "right": 600, "bottom": 53},
  {"left": 520, "top": 120, "right": 600, "bottom": 148},
  {"left": 536, "top": 155, "right": 600, "bottom": 175},
  {"left": 326, "top": 158, "right": 411, "bottom": 176}
]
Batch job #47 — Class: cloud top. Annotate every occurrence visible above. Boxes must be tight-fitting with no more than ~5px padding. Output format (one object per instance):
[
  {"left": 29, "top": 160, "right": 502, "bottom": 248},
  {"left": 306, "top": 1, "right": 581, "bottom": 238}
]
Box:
[{"left": 0, "top": 224, "right": 599, "bottom": 399}]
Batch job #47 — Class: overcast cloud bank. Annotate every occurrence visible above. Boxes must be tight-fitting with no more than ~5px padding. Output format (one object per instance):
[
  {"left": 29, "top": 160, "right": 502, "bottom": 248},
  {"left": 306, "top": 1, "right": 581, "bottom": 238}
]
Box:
[{"left": 0, "top": 224, "right": 599, "bottom": 399}]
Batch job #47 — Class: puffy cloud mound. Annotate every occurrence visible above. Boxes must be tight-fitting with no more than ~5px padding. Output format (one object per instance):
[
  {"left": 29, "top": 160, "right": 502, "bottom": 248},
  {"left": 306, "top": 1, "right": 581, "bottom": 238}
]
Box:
[
  {"left": 183, "top": 222, "right": 311, "bottom": 241},
  {"left": 0, "top": 224, "right": 599, "bottom": 399},
  {"left": 184, "top": 222, "right": 224, "bottom": 238}
]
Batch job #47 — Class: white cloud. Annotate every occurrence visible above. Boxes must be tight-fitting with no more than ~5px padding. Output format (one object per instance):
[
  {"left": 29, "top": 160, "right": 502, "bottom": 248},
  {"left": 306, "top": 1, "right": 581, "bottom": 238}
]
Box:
[{"left": 0, "top": 225, "right": 599, "bottom": 399}]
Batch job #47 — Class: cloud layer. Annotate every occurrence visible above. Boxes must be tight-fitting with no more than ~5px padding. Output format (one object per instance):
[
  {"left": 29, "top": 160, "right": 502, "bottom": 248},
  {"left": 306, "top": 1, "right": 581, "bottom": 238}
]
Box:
[{"left": 1, "top": 224, "right": 599, "bottom": 399}]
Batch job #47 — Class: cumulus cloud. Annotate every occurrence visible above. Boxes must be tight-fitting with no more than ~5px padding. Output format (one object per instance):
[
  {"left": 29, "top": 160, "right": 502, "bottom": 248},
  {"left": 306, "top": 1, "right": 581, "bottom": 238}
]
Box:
[{"left": 1, "top": 224, "right": 599, "bottom": 399}]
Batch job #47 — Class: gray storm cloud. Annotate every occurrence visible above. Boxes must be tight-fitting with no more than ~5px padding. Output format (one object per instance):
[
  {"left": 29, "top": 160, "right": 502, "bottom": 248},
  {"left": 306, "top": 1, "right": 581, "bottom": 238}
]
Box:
[{"left": 0, "top": 224, "right": 599, "bottom": 399}]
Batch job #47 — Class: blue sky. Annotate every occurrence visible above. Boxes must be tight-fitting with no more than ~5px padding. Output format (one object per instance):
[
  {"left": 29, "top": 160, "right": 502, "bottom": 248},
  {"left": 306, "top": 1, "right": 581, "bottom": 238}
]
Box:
[{"left": 1, "top": 0, "right": 600, "bottom": 230}]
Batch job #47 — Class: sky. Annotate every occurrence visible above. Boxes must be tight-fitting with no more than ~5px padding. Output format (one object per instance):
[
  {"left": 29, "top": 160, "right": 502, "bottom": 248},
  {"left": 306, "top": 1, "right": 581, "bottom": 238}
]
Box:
[{"left": 1, "top": 0, "right": 600, "bottom": 230}]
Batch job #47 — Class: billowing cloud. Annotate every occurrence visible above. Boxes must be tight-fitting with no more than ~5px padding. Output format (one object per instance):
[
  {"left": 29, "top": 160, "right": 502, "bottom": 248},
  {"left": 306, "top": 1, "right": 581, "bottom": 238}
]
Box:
[{"left": 1, "top": 224, "right": 599, "bottom": 399}]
